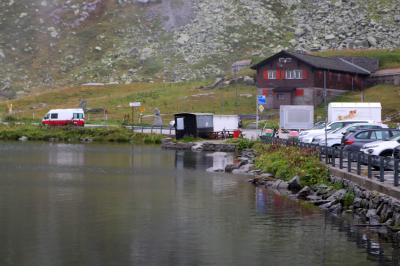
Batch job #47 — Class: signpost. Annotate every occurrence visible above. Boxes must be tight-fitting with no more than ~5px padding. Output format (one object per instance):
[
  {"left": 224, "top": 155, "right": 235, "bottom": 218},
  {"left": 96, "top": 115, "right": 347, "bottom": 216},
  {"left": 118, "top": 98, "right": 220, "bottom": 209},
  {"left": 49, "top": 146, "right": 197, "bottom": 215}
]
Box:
[
  {"left": 129, "top": 102, "right": 141, "bottom": 125},
  {"left": 256, "top": 95, "right": 266, "bottom": 129}
]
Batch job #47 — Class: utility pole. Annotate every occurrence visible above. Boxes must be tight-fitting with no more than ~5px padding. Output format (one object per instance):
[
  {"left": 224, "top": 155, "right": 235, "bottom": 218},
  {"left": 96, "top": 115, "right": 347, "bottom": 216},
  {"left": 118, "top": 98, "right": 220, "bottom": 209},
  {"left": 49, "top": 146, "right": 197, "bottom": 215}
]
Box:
[{"left": 324, "top": 70, "right": 328, "bottom": 163}]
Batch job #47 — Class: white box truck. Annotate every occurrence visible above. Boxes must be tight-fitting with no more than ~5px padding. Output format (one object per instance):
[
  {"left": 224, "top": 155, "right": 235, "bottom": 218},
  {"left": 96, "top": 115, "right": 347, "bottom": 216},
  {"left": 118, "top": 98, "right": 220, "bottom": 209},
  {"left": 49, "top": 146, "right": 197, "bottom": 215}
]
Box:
[
  {"left": 328, "top": 102, "right": 381, "bottom": 123},
  {"left": 280, "top": 105, "right": 314, "bottom": 130},
  {"left": 213, "top": 115, "right": 239, "bottom": 131}
]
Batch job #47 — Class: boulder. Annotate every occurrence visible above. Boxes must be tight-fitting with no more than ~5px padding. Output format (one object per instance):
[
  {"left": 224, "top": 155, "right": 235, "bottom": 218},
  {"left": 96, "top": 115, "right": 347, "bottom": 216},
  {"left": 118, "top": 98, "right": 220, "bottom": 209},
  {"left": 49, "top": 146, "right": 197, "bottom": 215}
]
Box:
[
  {"left": 297, "top": 186, "right": 311, "bottom": 200},
  {"left": 271, "top": 180, "right": 289, "bottom": 190},
  {"left": 288, "top": 176, "right": 302, "bottom": 192},
  {"left": 326, "top": 189, "right": 347, "bottom": 203},
  {"left": 225, "top": 164, "right": 239, "bottom": 173},
  {"left": 367, "top": 36, "right": 377, "bottom": 47},
  {"left": 243, "top": 76, "right": 255, "bottom": 86},
  {"left": 329, "top": 203, "right": 343, "bottom": 215},
  {"left": 18, "top": 136, "right": 28, "bottom": 142}
]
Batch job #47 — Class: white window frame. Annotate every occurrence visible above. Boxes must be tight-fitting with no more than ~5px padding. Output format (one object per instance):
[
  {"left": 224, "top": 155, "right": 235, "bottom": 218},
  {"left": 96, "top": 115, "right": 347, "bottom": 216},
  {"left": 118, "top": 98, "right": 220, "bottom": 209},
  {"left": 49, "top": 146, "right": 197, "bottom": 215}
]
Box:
[
  {"left": 285, "top": 70, "right": 303, "bottom": 80},
  {"left": 268, "top": 70, "right": 276, "bottom": 80}
]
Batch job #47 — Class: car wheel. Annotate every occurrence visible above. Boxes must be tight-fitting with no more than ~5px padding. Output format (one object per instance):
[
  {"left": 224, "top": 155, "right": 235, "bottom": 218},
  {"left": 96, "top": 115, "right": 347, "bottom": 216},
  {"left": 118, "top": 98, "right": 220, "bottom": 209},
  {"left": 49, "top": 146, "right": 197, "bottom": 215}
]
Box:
[{"left": 379, "top": 150, "right": 393, "bottom": 157}]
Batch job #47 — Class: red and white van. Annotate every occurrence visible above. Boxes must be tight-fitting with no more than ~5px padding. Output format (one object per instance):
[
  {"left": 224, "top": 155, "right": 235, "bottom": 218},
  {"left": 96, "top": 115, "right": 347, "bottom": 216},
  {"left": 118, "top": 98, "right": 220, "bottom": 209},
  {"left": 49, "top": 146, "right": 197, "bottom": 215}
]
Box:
[{"left": 42, "top": 108, "right": 85, "bottom": 126}]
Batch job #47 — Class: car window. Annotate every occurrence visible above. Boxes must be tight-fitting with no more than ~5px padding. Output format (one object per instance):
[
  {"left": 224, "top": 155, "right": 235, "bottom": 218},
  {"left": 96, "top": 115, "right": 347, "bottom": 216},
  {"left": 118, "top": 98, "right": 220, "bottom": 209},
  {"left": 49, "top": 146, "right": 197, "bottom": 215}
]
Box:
[
  {"left": 371, "top": 130, "right": 390, "bottom": 140},
  {"left": 330, "top": 122, "right": 344, "bottom": 130},
  {"left": 361, "top": 125, "right": 381, "bottom": 129},
  {"left": 355, "top": 131, "right": 370, "bottom": 139},
  {"left": 73, "top": 113, "right": 84, "bottom": 119},
  {"left": 390, "top": 135, "right": 400, "bottom": 141},
  {"left": 391, "top": 130, "right": 400, "bottom": 137},
  {"left": 50, "top": 113, "right": 58, "bottom": 119}
]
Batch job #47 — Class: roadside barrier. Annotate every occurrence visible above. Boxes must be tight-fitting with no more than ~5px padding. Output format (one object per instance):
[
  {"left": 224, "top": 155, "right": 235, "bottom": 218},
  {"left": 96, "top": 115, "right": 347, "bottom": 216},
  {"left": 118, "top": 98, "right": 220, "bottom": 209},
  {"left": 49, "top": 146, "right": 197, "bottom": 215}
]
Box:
[{"left": 261, "top": 136, "right": 400, "bottom": 187}]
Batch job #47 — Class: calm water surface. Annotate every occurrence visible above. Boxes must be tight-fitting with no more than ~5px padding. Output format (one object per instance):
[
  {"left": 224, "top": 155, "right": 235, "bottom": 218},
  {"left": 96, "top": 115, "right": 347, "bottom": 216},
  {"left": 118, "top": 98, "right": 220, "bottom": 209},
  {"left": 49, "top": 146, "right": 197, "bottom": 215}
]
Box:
[{"left": 0, "top": 142, "right": 399, "bottom": 266}]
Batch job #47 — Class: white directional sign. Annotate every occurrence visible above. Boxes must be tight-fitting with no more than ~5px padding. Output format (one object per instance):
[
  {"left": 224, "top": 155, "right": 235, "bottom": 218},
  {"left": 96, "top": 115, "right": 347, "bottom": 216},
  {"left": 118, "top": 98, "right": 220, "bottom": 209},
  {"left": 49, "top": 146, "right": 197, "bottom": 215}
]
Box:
[{"left": 129, "top": 102, "right": 141, "bottom": 107}]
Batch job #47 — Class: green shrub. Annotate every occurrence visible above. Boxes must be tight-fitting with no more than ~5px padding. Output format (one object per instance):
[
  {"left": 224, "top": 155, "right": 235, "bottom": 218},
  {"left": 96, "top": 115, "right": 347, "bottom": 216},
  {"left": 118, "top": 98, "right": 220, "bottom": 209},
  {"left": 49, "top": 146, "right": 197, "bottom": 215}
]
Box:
[
  {"left": 255, "top": 144, "right": 329, "bottom": 186},
  {"left": 3, "top": 115, "right": 17, "bottom": 122},
  {"left": 227, "top": 138, "right": 256, "bottom": 150}
]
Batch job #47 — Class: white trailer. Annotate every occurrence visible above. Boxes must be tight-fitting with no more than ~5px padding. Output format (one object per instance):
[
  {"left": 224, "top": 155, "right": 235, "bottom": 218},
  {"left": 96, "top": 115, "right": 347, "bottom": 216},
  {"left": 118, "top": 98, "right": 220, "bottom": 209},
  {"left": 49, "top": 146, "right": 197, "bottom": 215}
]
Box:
[
  {"left": 280, "top": 105, "right": 314, "bottom": 130},
  {"left": 328, "top": 102, "right": 381, "bottom": 123},
  {"left": 213, "top": 115, "right": 239, "bottom": 131}
]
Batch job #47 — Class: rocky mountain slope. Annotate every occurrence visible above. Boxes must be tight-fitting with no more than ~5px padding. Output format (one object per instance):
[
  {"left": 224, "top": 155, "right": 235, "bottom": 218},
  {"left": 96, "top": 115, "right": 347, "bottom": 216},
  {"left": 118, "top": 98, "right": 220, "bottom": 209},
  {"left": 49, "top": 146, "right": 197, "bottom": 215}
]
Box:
[{"left": 0, "top": 0, "right": 399, "bottom": 97}]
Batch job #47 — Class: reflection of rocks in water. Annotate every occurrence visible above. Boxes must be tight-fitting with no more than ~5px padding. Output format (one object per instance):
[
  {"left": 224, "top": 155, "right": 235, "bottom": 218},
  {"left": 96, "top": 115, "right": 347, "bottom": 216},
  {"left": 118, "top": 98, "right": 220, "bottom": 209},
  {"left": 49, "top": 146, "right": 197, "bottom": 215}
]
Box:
[
  {"left": 206, "top": 152, "right": 234, "bottom": 173},
  {"left": 175, "top": 150, "right": 213, "bottom": 170},
  {"left": 174, "top": 150, "right": 234, "bottom": 172},
  {"left": 326, "top": 214, "right": 399, "bottom": 264}
]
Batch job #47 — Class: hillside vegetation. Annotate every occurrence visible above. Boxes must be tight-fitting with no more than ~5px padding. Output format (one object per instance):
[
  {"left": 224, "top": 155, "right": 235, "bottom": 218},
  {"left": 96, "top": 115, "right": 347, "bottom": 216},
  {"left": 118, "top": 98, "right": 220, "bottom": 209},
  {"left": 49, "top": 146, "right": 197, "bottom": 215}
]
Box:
[
  {"left": 0, "top": 82, "right": 257, "bottom": 124},
  {"left": 0, "top": 0, "right": 399, "bottom": 96},
  {"left": 315, "top": 49, "right": 400, "bottom": 69}
]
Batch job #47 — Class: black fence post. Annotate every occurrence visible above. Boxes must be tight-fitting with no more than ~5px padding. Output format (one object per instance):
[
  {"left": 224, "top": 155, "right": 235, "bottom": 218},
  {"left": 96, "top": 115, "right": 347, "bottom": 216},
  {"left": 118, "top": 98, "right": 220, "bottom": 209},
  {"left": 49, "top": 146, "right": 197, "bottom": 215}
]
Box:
[
  {"left": 332, "top": 148, "right": 336, "bottom": 167},
  {"left": 339, "top": 148, "right": 343, "bottom": 169},
  {"left": 141, "top": 126, "right": 144, "bottom": 133},
  {"left": 357, "top": 152, "right": 361, "bottom": 175},
  {"left": 347, "top": 151, "right": 352, "bottom": 173},
  {"left": 325, "top": 146, "right": 329, "bottom": 165},
  {"left": 319, "top": 146, "right": 322, "bottom": 161},
  {"left": 368, "top": 155, "right": 372, "bottom": 179},
  {"left": 379, "top": 157, "right": 385, "bottom": 182},
  {"left": 395, "top": 159, "right": 399, "bottom": 187}
]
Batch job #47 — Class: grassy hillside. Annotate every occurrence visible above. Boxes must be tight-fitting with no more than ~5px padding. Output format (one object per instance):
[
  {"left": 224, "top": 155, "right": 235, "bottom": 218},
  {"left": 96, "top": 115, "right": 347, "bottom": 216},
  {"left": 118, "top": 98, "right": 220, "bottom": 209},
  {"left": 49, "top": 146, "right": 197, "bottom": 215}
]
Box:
[
  {"left": 315, "top": 49, "right": 400, "bottom": 69},
  {"left": 0, "top": 82, "right": 257, "bottom": 125}
]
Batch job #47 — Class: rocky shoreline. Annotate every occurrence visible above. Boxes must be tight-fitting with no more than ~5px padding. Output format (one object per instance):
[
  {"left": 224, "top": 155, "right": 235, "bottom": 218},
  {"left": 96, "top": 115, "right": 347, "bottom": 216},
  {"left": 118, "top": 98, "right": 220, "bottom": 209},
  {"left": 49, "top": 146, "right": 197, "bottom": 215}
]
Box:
[
  {"left": 227, "top": 148, "right": 400, "bottom": 242},
  {"left": 161, "top": 139, "right": 237, "bottom": 152}
]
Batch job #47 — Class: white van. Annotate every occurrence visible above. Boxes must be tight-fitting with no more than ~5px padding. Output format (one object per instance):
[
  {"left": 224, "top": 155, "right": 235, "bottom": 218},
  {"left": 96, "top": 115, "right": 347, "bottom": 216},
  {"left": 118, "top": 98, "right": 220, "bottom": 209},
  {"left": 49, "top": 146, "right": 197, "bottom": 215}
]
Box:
[{"left": 42, "top": 108, "right": 85, "bottom": 126}]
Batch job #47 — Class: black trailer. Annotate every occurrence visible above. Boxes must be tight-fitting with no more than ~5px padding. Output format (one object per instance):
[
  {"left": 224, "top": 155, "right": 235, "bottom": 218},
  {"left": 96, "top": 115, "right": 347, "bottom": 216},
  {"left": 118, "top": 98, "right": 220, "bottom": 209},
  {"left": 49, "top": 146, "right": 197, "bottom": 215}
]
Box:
[{"left": 174, "top": 113, "right": 213, "bottom": 139}]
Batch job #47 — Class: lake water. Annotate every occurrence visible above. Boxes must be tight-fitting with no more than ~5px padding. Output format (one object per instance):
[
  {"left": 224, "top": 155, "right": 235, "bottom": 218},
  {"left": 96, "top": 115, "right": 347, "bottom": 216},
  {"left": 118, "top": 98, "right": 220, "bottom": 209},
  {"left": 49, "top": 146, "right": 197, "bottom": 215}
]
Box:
[{"left": 0, "top": 142, "right": 399, "bottom": 266}]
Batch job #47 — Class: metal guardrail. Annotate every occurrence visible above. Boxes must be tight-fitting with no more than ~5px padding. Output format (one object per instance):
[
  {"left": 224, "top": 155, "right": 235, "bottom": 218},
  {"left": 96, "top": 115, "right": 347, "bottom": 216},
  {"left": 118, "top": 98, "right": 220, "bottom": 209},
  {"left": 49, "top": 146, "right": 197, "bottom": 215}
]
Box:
[{"left": 261, "top": 136, "right": 400, "bottom": 187}]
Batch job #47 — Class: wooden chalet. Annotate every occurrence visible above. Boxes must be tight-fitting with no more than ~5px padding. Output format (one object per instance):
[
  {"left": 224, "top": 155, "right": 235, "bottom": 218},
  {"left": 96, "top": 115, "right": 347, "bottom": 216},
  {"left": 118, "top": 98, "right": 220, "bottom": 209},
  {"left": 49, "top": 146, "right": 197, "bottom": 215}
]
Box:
[{"left": 251, "top": 50, "right": 372, "bottom": 109}]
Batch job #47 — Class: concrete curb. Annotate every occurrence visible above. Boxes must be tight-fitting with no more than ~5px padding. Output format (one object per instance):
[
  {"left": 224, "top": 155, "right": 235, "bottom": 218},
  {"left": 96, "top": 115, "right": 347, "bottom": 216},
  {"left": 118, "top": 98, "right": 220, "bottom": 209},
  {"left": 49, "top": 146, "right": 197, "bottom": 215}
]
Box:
[{"left": 329, "top": 166, "right": 400, "bottom": 200}]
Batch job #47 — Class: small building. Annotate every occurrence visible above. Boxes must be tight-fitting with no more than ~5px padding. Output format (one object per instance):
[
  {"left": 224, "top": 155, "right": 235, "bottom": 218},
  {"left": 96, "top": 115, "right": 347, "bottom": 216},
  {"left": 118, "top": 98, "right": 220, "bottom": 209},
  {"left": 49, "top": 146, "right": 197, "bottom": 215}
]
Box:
[
  {"left": 251, "top": 50, "right": 372, "bottom": 109},
  {"left": 174, "top": 113, "right": 213, "bottom": 139}
]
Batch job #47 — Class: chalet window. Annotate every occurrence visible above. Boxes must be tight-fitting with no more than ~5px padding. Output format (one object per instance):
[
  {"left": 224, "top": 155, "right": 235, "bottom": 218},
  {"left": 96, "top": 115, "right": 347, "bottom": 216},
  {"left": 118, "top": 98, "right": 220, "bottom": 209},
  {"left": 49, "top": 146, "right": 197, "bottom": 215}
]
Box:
[
  {"left": 285, "top": 70, "right": 303, "bottom": 79},
  {"left": 268, "top": 70, "right": 277, "bottom": 80},
  {"left": 277, "top": 93, "right": 285, "bottom": 100}
]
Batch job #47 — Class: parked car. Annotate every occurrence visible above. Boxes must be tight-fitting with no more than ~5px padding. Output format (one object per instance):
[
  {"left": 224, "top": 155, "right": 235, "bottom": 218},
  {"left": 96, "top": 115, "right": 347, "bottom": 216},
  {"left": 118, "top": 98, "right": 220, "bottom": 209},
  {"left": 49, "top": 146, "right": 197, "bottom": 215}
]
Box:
[
  {"left": 360, "top": 133, "right": 400, "bottom": 156},
  {"left": 315, "top": 123, "right": 386, "bottom": 147},
  {"left": 343, "top": 128, "right": 400, "bottom": 152},
  {"left": 299, "top": 120, "right": 374, "bottom": 143}
]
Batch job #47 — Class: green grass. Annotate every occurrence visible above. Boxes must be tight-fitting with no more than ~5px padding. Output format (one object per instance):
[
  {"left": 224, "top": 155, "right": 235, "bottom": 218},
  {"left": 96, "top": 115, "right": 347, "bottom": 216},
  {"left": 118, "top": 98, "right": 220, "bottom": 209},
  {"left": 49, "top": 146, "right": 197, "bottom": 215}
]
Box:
[
  {"left": 0, "top": 81, "right": 260, "bottom": 125},
  {"left": 314, "top": 49, "right": 400, "bottom": 69},
  {"left": 0, "top": 124, "right": 163, "bottom": 144}
]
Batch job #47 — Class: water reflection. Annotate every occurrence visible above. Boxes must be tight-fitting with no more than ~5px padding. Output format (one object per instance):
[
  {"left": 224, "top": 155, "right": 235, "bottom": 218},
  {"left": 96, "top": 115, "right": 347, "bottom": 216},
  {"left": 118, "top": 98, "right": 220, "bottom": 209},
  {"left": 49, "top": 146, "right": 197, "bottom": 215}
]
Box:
[
  {"left": 0, "top": 142, "right": 400, "bottom": 265},
  {"left": 48, "top": 144, "right": 85, "bottom": 166},
  {"left": 175, "top": 150, "right": 213, "bottom": 170}
]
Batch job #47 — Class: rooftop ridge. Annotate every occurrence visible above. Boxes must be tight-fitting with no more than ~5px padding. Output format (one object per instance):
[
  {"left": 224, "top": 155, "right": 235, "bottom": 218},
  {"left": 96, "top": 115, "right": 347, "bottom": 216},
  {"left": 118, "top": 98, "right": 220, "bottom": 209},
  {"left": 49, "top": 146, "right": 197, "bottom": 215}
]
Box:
[{"left": 338, "top": 58, "right": 371, "bottom": 74}]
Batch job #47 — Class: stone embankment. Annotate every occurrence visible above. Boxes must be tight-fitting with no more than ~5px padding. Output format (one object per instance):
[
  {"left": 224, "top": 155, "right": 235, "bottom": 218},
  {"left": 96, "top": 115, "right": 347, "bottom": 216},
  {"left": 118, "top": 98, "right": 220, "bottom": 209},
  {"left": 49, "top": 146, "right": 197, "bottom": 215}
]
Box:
[
  {"left": 228, "top": 149, "right": 400, "bottom": 239},
  {"left": 161, "top": 139, "right": 237, "bottom": 152}
]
